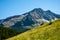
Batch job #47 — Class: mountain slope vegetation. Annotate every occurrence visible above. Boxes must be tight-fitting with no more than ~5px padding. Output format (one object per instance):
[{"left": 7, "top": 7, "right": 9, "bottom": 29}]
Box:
[
  {"left": 0, "top": 27, "right": 19, "bottom": 40},
  {"left": 7, "top": 19, "right": 60, "bottom": 40}
]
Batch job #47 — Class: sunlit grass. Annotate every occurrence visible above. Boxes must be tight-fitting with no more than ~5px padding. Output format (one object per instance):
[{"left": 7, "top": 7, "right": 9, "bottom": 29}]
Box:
[{"left": 6, "top": 19, "right": 60, "bottom": 40}]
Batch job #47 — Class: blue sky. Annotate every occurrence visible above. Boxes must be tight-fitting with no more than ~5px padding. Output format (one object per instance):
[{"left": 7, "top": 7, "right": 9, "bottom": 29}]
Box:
[{"left": 0, "top": 0, "right": 60, "bottom": 19}]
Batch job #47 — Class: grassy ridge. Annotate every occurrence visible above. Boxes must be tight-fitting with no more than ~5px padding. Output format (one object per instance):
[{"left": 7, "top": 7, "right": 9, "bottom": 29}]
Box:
[{"left": 7, "top": 19, "right": 60, "bottom": 40}]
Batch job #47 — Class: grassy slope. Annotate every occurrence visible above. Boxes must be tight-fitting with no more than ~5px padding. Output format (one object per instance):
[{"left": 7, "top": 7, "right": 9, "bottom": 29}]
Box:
[{"left": 7, "top": 19, "right": 60, "bottom": 40}]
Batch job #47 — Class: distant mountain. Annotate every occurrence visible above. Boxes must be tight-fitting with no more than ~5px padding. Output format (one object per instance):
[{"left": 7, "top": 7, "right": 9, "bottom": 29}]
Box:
[
  {"left": 0, "top": 8, "right": 60, "bottom": 32},
  {"left": 6, "top": 19, "right": 60, "bottom": 40}
]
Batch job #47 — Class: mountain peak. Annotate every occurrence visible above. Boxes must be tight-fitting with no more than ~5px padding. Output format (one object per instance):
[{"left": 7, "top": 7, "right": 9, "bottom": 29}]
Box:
[
  {"left": 46, "top": 10, "right": 52, "bottom": 12},
  {"left": 33, "top": 8, "right": 43, "bottom": 10},
  {"left": 31, "top": 8, "right": 43, "bottom": 12}
]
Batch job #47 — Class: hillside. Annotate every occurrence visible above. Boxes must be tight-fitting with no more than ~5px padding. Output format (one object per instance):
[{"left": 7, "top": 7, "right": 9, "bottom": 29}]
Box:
[
  {"left": 7, "top": 19, "right": 60, "bottom": 40},
  {"left": 0, "top": 27, "right": 19, "bottom": 40}
]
